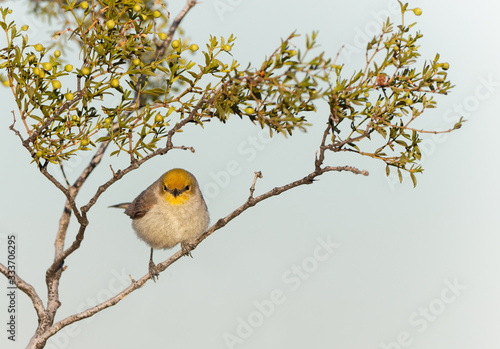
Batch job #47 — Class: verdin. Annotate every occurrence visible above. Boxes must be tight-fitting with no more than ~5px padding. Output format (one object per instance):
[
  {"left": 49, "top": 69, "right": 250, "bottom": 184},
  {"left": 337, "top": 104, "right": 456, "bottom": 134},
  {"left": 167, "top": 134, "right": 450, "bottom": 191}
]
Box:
[{"left": 112, "top": 168, "right": 209, "bottom": 280}]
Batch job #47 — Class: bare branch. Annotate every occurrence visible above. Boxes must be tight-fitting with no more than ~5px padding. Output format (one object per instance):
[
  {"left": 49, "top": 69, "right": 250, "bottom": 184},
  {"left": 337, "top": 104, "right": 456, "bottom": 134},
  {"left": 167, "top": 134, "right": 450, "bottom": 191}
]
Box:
[
  {"left": 191, "top": 166, "right": 369, "bottom": 251},
  {"left": 9, "top": 111, "right": 25, "bottom": 143},
  {"left": 59, "top": 164, "right": 71, "bottom": 188},
  {"left": 315, "top": 118, "right": 333, "bottom": 170},
  {"left": 172, "top": 145, "right": 195, "bottom": 153},
  {"left": 53, "top": 201, "right": 72, "bottom": 260},
  {"left": 332, "top": 44, "right": 345, "bottom": 66},
  {"left": 34, "top": 163, "right": 369, "bottom": 345},
  {"left": 248, "top": 171, "right": 263, "bottom": 199},
  {"left": 38, "top": 168, "right": 82, "bottom": 223},
  {"left": 0, "top": 264, "right": 45, "bottom": 319},
  {"left": 322, "top": 165, "right": 369, "bottom": 176}
]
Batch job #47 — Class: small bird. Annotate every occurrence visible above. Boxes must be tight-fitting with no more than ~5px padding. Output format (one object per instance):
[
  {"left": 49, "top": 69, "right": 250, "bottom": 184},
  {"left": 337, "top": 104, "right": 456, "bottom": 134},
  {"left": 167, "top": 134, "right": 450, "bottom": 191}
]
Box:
[{"left": 112, "top": 168, "right": 209, "bottom": 280}]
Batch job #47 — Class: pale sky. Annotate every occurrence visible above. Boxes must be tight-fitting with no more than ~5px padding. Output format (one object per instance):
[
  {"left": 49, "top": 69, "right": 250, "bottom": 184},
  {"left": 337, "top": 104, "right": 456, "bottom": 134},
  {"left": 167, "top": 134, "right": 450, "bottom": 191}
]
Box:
[{"left": 1, "top": 0, "right": 499, "bottom": 348}]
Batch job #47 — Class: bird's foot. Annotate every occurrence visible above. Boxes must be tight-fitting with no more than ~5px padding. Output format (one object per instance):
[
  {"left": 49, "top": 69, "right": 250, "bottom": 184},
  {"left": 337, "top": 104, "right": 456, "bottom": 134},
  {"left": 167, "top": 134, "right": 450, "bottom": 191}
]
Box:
[
  {"left": 149, "top": 260, "right": 159, "bottom": 282},
  {"left": 181, "top": 241, "right": 194, "bottom": 257}
]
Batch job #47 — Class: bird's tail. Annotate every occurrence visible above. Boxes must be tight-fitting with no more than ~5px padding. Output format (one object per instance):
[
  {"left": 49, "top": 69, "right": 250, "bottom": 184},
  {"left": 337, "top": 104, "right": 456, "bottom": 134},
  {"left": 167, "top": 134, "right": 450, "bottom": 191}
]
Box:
[{"left": 109, "top": 203, "right": 131, "bottom": 209}]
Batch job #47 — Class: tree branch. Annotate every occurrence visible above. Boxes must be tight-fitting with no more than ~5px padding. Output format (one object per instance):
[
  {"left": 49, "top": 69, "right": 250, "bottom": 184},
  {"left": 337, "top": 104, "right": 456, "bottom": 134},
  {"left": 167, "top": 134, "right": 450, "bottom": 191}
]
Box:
[
  {"left": 35, "top": 163, "right": 369, "bottom": 345},
  {"left": 248, "top": 171, "right": 263, "bottom": 199},
  {"left": 50, "top": 140, "right": 112, "bottom": 266},
  {"left": 9, "top": 111, "right": 25, "bottom": 143},
  {"left": 0, "top": 264, "right": 45, "bottom": 319}
]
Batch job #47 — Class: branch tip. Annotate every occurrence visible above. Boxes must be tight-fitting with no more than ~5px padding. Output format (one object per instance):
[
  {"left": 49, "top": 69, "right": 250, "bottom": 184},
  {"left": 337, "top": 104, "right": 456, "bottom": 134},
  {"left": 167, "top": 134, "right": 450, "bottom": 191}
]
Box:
[{"left": 248, "top": 171, "right": 263, "bottom": 199}]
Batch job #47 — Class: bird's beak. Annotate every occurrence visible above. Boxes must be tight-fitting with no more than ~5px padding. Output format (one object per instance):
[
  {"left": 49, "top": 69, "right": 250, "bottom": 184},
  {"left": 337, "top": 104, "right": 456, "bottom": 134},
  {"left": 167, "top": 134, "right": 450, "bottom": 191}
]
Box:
[{"left": 171, "top": 188, "right": 180, "bottom": 197}]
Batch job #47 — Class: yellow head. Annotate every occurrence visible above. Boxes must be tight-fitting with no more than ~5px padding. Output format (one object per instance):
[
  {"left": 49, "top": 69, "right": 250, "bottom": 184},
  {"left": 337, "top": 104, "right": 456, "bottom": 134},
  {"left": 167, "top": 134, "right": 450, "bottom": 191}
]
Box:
[{"left": 160, "top": 168, "right": 196, "bottom": 205}]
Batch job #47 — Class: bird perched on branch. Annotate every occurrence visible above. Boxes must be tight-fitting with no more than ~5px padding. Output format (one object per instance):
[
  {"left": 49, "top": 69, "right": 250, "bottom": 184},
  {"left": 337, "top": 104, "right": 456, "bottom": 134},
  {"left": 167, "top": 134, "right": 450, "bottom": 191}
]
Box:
[{"left": 112, "top": 168, "right": 209, "bottom": 281}]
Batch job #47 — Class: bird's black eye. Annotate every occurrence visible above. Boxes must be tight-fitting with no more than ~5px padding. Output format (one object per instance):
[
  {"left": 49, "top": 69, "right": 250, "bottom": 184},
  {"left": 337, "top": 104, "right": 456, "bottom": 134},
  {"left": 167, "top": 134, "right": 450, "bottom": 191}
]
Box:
[
  {"left": 185, "top": 185, "right": 190, "bottom": 191},
  {"left": 163, "top": 184, "right": 168, "bottom": 191}
]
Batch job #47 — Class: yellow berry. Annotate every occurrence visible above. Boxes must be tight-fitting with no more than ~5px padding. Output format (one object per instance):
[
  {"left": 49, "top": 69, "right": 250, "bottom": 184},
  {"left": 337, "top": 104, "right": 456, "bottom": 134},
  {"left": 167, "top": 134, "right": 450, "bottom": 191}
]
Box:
[
  {"left": 190, "top": 44, "right": 199, "bottom": 52},
  {"left": 42, "top": 62, "right": 52, "bottom": 71},
  {"left": 366, "top": 102, "right": 371, "bottom": 107},
  {"left": 33, "top": 67, "right": 41, "bottom": 76},
  {"left": 155, "top": 114, "right": 163, "bottom": 123},
  {"left": 104, "top": 117, "right": 112, "bottom": 124},
  {"left": 52, "top": 80, "right": 61, "bottom": 89},
  {"left": 80, "top": 139, "right": 89, "bottom": 147},
  {"left": 2, "top": 80, "right": 11, "bottom": 87},
  {"left": 442, "top": 62, "right": 450, "bottom": 70},
  {"left": 153, "top": 10, "right": 161, "bottom": 18},
  {"left": 34, "top": 44, "right": 44, "bottom": 52},
  {"left": 106, "top": 20, "right": 116, "bottom": 30},
  {"left": 132, "top": 58, "right": 141, "bottom": 66},
  {"left": 54, "top": 50, "right": 61, "bottom": 58},
  {"left": 140, "top": 14, "right": 147, "bottom": 21},
  {"left": 80, "top": 1, "right": 89, "bottom": 10},
  {"left": 158, "top": 32, "right": 167, "bottom": 41},
  {"left": 65, "top": 64, "right": 73, "bottom": 72},
  {"left": 65, "top": 92, "right": 74, "bottom": 101},
  {"left": 222, "top": 44, "right": 231, "bottom": 51},
  {"left": 405, "top": 98, "right": 413, "bottom": 105},
  {"left": 244, "top": 107, "right": 255, "bottom": 114},
  {"left": 111, "top": 78, "right": 120, "bottom": 88},
  {"left": 36, "top": 150, "right": 43, "bottom": 157},
  {"left": 171, "top": 40, "right": 180, "bottom": 49},
  {"left": 21, "top": 25, "right": 29, "bottom": 31},
  {"left": 81, "top": 67, "right": 90, "bottom": 75},
  {"left": 133, "top": 4, "right": 142, "bottom": 12},
  {"left": 413, "top": 8, "right": 422, "bottom": 16}
]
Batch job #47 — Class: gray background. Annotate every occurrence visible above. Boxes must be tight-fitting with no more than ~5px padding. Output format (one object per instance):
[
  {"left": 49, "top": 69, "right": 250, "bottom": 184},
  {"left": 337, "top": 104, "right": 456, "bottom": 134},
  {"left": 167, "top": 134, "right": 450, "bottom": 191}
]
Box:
[{"left": 1, "top": 0, "right": 499, "bottom": 348}]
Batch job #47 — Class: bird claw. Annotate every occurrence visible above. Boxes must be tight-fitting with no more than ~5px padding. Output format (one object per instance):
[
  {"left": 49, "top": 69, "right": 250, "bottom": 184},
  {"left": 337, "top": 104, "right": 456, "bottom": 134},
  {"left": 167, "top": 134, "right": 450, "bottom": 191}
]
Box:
[
  {"left": 149, "top": 260, "right": 159, "bottom": 282},
  {"left": 181, "top": 241, "right": 194, "bottom": 257}
]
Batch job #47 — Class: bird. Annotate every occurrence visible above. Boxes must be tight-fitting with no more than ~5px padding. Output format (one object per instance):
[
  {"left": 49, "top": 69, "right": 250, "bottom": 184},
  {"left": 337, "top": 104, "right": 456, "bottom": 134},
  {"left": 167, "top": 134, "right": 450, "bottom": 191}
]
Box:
[{"left": 111, "top": 168, "right": 209, "bottom": 281}]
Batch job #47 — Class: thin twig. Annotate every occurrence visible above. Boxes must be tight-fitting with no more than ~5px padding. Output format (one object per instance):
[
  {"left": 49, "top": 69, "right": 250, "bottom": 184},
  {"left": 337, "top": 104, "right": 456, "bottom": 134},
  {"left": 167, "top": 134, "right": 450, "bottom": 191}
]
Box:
[
  {"left": 9, "top": 111, "right": 25, "bottom": 143},
  {"left": 59, "top": 164, "right": 71, "bottom": 188},
  {"left": 248, "top": 171, "right": 263, "bottom": 199},
  {"left": 332, "top": 44, "right": 344, "bottom": 66},
  {"left": 39, "top": 167, "right": 82, "bottom": 222},
  {"left": 172, "top": 145, "right": 196, "bottom": 153},
  {"left": 315, "top": 118, "right": 332, "bottom": 170}
]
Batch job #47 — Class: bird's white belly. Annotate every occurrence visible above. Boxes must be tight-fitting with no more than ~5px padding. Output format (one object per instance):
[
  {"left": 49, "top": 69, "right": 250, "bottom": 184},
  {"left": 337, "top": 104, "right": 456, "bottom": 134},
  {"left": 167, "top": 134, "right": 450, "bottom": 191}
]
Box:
[{"left": 131, "top": 202, "right": 208, "bottom": 250}]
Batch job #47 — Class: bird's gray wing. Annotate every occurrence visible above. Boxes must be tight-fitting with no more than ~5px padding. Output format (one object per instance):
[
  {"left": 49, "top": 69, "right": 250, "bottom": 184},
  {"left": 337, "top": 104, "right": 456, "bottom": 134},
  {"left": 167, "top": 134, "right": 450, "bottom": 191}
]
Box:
[{"left": 123, "top": 179, "right": 160, "bottom": 219}]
